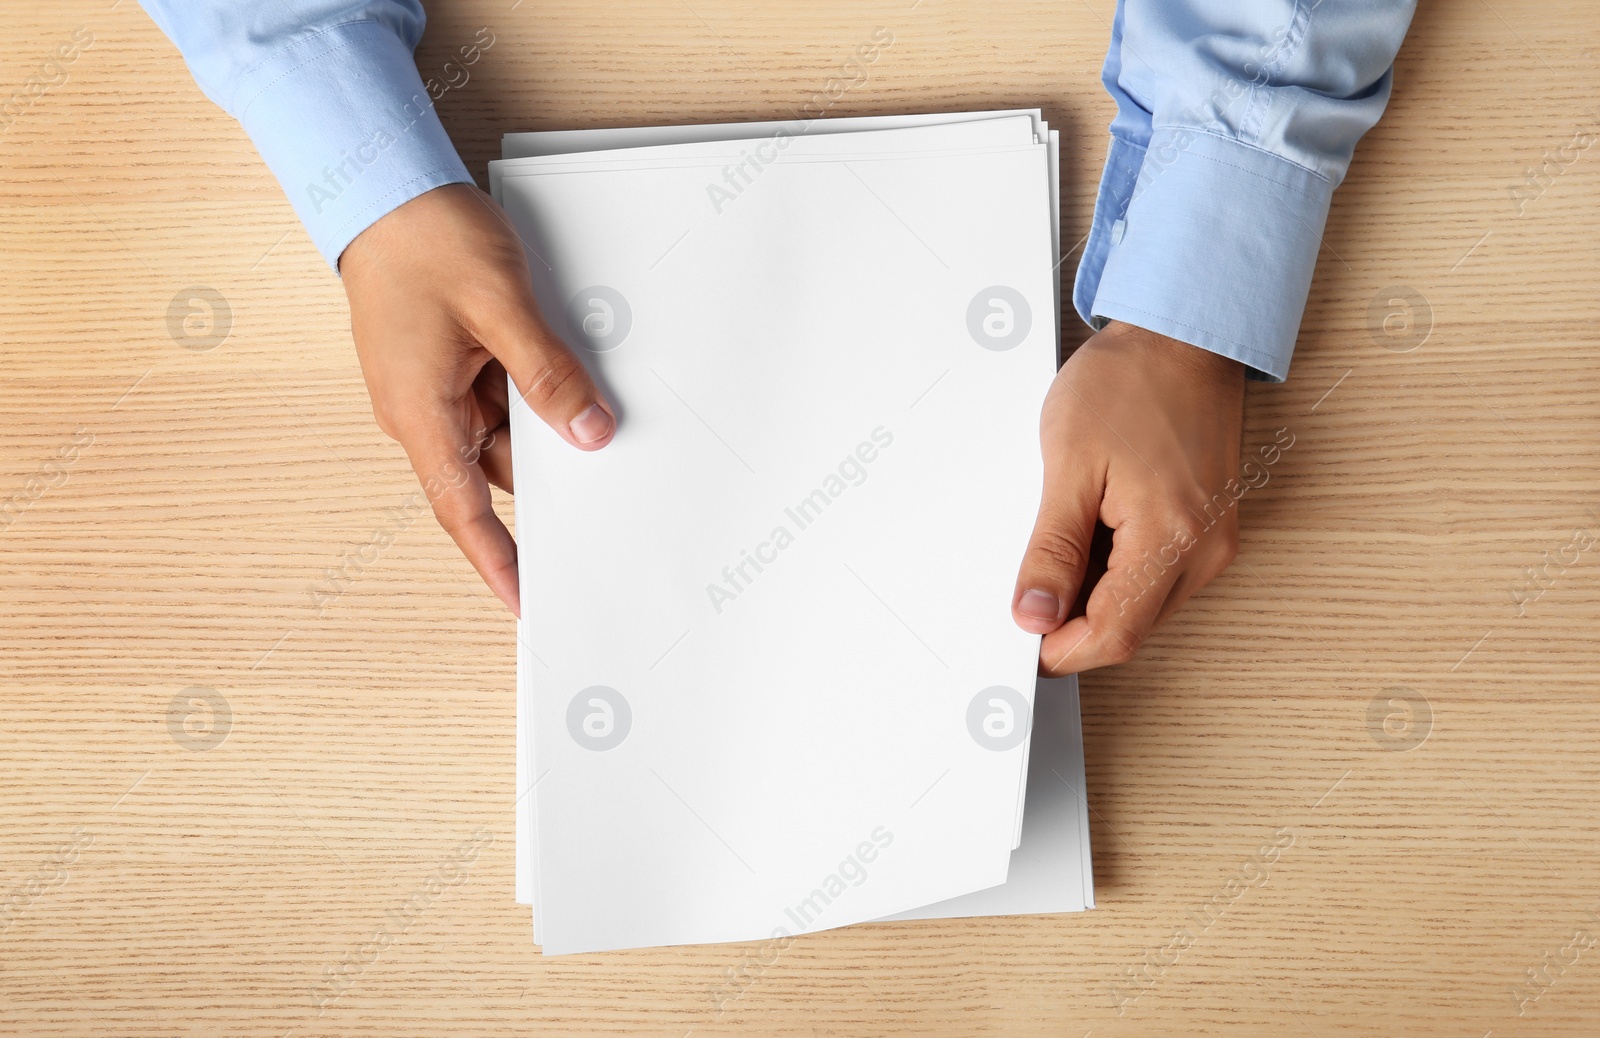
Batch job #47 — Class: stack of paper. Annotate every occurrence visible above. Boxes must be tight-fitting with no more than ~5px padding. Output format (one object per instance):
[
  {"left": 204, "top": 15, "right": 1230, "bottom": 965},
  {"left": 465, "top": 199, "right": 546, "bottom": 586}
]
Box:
[{"left": 491, "top": 111, "right": 1093, "bottom": 955}]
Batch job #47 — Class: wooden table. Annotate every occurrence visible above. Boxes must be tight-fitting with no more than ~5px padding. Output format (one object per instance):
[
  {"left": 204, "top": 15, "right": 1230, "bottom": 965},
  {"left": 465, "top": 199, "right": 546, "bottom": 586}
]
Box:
[{"left": 3, "top": 1, "right": 1598, "bottom": 1034}]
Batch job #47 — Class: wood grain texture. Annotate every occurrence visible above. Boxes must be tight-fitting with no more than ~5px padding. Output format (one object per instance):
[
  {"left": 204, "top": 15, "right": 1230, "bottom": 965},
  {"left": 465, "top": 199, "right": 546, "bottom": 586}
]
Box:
[{"left": 2, "top": 1, "right": 1599, "bottom": 1035}]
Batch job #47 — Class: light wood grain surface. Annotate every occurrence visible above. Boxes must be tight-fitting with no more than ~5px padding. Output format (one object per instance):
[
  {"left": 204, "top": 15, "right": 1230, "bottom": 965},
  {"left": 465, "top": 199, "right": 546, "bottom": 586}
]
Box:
[{"left": 3, "top": 1, "right": 1599, "bottom": 1035}]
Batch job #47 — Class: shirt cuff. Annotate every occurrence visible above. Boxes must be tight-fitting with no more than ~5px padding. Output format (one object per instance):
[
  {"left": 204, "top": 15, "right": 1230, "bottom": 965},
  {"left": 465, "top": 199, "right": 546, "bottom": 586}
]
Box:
[
  {"left": 1072, "top": 128, "right": 1335, "bottom": 383},
  {"left": 228, "top": 19, "right": 474, "bottom": 270}
]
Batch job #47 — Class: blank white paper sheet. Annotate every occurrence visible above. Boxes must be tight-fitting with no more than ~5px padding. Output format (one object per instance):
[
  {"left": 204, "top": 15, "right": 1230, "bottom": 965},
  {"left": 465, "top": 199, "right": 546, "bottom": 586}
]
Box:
[{"left": 493, "top": 111, "right": 1092, "bottom": 955}]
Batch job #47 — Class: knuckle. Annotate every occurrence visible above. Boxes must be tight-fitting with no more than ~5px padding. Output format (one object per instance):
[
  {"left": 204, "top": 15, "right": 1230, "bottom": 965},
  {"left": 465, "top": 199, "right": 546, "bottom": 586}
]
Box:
[
  {"left": 1152, "top": 505, "right": 1203, "bottom": 548},
  {"left": 428, "top": 497, "right": 459, "bottom": 531},
  {"left": 386, "top": 409, "right": 434, "bottom": 446},
  {"left": 428, "top": 484, "right": 474, "bottom": 531},
  {"left": 1213, "top": 530, "right": 1240, "bottom": 569},
  {"left": 369, "top": 399, "right": 403, "bottom": 441},
  {"left": 1183, "top": 489, "right": 1232, "bottom": 528},
  {"left": 1098, "top": 622, "right": 1143, "bottom": 666},
  {"left": 1193, "top": 514, "right": 1239, "bottom": 570},
  {"left": 1171, "top": 515, "right": 1206, "bottom": 549},
  {"left": 1029, "top": 524, "right": 1088, "bottom": 576},
  {"left": 520, "top": 353, "right": 583, "bottom": 411},
  {"left": 371, "top": 408, "right": 398, "bottom": 441}
]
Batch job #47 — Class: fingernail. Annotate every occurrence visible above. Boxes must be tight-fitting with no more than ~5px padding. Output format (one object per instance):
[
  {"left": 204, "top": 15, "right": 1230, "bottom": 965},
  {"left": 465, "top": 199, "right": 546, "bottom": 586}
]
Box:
[
  {"left": 569, "top": 402, "right": 613, "bottom": 444},
  {"left": 1018, "top": 589, "right": 1061, "bottom": 621}
]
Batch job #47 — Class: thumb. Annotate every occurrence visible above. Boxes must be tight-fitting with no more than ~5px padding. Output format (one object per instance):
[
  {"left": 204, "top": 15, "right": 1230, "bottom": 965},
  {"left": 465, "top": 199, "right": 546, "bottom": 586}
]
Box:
[
  {"left": 471, "top": 281, "right": 616, "bottom": 452},
  {"left": 1012, "top": 464, "right": 1102, "bottom": 636}
]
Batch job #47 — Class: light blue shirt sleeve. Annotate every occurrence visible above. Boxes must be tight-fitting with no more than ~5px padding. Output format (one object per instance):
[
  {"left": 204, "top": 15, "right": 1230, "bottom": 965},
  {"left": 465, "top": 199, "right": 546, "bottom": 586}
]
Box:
[
  {"left": 1074, "top": 1, "right": 1418, "bottom": 381},
  {"left": 138, "top": 1, "right": 475, "bottom": 270}
]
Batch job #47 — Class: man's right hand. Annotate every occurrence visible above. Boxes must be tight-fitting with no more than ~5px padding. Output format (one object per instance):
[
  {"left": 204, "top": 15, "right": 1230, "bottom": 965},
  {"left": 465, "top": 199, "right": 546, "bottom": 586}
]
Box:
[
  {"left": 1011, "top": 321, "right": 1245, "bottom": 673},
  {"left": 338, "top": 182, "right": 616, "bottom": 617}
]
